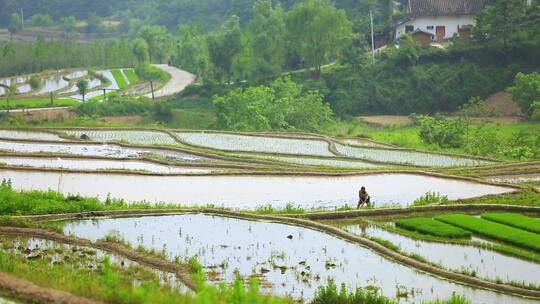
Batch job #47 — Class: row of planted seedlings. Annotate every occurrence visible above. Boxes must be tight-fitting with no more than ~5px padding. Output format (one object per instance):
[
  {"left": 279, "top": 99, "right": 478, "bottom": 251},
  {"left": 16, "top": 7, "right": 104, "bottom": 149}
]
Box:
[
  {"left": 5, "top": 209, "right": 539, "bottom": 304},
  {"left": 324, "top": 210, "right": 540, "bottom": 293}
]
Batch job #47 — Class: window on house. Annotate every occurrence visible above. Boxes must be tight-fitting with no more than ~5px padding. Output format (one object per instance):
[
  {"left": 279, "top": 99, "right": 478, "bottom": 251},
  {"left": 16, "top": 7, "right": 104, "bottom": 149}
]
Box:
[
  {"left": 427, "top": 26, "right": 434, "bottom": 30},
  {"left": 405, "top": 25, "right": 414, "bottom": 33}
]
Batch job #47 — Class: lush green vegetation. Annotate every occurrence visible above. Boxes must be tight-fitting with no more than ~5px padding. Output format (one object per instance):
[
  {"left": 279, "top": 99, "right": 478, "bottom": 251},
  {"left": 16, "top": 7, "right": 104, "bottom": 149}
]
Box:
[
  {"left": 214, "top": 77, "right": 333, "bottom": 131},
  {"left": 457, "top": 189, "right": 540, "bottom": 207},
  {"left": 111, "top": 69, "right": 129, "bottom": 89},
  {"left": 124, "top": 69, "right": 140, "bottom": 84},
  {"left": 508, "top": 72, "right": 540, "bottom": 119},
  {"left": 311, "top": 280, "right": 394, "bottom": 304},
  {"left": 435, "top": 214, "right": 540, "bottom": 252},
  {"left": 395, "top": 217, "right": 471, "bottom": 239},
  {"left": 0, "top": 39, "right": 136, "bottom": 77},
  {"left": 410, "top": 192, "right": 449, "bottom": 207},
  {"left": 481, "top": 213, "right": 540, "bottom": 234},
  {"left": 0, "top": 98, "right": 77, "bottom": 110}
]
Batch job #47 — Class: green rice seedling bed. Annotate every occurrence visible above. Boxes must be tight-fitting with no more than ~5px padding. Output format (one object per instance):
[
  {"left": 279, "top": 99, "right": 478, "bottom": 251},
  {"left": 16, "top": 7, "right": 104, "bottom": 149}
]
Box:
[
  {"left": 481, "top": 213, "right": 540, "bottom": 234},
  {"left": 395, "top": 217, "right": 471, "bottom": 238},
  {"left": 123, "top": 69, "right": 140, "bottom": 84},
  {"left": 111, "top": 69, "right": 128, "bottom": 89},
  {"left": 435, "top": 214, "right": 540, "bottom": 252}
]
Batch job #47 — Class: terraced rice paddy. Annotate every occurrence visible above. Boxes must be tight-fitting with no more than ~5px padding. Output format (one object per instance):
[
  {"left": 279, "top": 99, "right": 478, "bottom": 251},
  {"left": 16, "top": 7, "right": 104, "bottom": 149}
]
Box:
[
  {"left": 338, "top": 223, "right": 540, "bottom": 287},
  {"left": 395, "top": 217, "right": 472, "bottom": 238},
  {"left": 176, "top": 132, "right": 335, "bottom": 156},
  {"left": 339, "top": 138, "right": 393, "bottom": 148},
  {"left": 481, "top": 213, "right": 540, "bottom": 234},
  {"left": 66, "top": 130, "right": 178, "bottom": 146},
  {"left": 62, "top": 214, "right": 537, "bottom": 303},
  {"left": 0, "top": 236, "right": 189, "bottom": 293},
  {"left": 263, "top": 155, "right": 383, "bottom": 168},
  {"left": 0, "top": 130, "right": 65, "bottom": 141},
  {"left": 0, "top": 171, "right": 514, "bottom": 209},
  {"left": 335, "top": 143, "right": 492, "bottom": 167},
  {"left": 0, "top": 156, "right": 215, "bottom": 174},
  {"left": 0, "top": 139, "right": 204, "bottom": 162}
]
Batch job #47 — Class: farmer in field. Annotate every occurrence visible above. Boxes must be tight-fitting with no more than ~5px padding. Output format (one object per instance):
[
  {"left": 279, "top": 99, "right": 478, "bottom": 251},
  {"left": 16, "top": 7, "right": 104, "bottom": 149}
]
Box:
[{"left": 357, "top": 186, "right": 371, "bottom": 208}]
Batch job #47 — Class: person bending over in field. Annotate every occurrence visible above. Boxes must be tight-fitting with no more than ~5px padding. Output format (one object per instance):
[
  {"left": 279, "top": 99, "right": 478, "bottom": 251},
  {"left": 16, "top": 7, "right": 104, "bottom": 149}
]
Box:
[{"left": 357, "top": 186, "right": 371, "bottom": 208}]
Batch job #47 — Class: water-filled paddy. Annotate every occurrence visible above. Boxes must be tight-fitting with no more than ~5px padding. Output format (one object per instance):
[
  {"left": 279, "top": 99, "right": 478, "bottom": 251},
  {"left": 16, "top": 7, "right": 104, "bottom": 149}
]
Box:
[
  {"left": 0, "top": 130, "right": 65, "bottom": 141},
  {"left": 66, "top": 130, "right": 178, "bottom": 146},
  {"left": 263, "top": 155, "right": 383, "bottom": 168},
  {"left": 338, "top": 223, "right": 540, "bottom": 287},
  {"left": 63, "top": 214, "right": 537, "bottom": 303},
  {"left": 176, "top": 132, "right": 335, "bottom": 156},
  {"left": 0, "top": 140, "right": 203, "bottom": 162},
  {"left": 335, "top": 144, "right": 492, "bottom": 167},
  {"left": 1, "top": 170, "right": 514, "bottom": 209},
  {"left": 0, "top": 156, "right": 214, "bottom": 174}
]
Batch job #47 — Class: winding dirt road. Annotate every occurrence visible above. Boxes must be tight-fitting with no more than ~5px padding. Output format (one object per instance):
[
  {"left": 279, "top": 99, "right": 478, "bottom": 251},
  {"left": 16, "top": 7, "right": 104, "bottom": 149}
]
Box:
[{"left": 144, "top": 64, "right": 196, "bottom": 98}]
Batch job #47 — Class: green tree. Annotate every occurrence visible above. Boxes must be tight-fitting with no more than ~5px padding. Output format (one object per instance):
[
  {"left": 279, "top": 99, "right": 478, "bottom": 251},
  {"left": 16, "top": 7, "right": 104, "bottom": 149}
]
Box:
[
  {"left": 76, "top": 79, "right": 89, "bottom": 102},
  {"left": 508, "top": 72, "right": 540, "bottom": 115},
  {"left": 29, "top": 14, "right": 54, "bottom": 27},
  {"left": 59, "top": 16, "right": 77, "bottom": 33},
  {"left": 8, "top": 13, "right": 22, "bottom": 40},
  {"left": 245, "top": 0, "right": 287, "bottom": 80},
  {"left": 214, "top": 77, "right": 333, "bottom": 131},
  {"left": 286, "top": 0, "right": 352, "bottom": 76},
  {"left": 138, "top": 25, "right": 169, "bottom": 63},
  {"left": 174, "top": 25, "right": 212, "bottom": 80},
  {"left": 207, "top": 15, "right": 243, "bottom": 84},
  {"left": 132, "top": 38, "right": 149, "bottom": 63},
  {"left": 474, "top": 0, "right": 528, "bottom": 49},
  {"left": 86, "top": 12, "right": 102, "bottom": 33}
]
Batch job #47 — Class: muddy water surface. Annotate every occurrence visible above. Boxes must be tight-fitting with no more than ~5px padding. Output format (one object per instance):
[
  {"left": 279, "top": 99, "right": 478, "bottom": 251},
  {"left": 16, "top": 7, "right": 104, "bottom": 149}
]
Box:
[
  {"left": 339, "top": 223, "right": 540, "bottom": 287},
  {"left": 1, "top": 171, "right": 513, "bottom": 209},
  {"left": 63, "top": 214, "right": 537, "bottom": 303}
]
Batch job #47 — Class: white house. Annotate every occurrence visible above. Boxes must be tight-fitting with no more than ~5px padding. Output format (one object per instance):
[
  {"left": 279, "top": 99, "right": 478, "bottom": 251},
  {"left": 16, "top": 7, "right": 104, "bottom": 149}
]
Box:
[{"left": 395, "top": 0, "right": 484, "bottom": 42}]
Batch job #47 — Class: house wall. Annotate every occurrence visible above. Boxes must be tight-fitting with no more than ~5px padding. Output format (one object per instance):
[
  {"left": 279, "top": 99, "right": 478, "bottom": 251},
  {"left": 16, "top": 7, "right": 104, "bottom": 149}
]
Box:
[{"left": 396, "top": 15, "right": 475, "bottom": 41}]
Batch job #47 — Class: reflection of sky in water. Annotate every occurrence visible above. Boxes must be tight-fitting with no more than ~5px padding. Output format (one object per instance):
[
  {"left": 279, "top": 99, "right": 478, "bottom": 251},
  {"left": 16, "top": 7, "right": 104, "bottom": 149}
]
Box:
[
  {"left": 72, "top": 70, "right": 119, "bottom": 100},
  {"left": 341, "top": 223, "right": 540, "bottom": 286},
  {"left": 63, "top": 214, "right": 538, "bottom": 303}
]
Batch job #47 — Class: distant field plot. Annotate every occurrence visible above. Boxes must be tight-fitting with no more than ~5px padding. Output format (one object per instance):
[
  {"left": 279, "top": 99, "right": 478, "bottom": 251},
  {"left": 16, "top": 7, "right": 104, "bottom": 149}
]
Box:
[
  {"left": 0, "top": 129, "right": 65, "bottom": 141},
  {"left": 176, "top": 132, "right": 335, "bottom": 156},
  {"left": 481, "top": 213, "right": 540, "bottom": 234},
  {"left": 435, "top": 214, "right": 540, "bottom": 251},
  {"left": 335, "top": 143, "right": 492, "bottom": 167},
  {"left": 0, "top": 98, "right": 77, "bottom": 110},
  {"left": 66, "top": 130, "right": 177, "bottom": 145},
  {"left": 395, "top": 217, "right": 472, "bottom": 238}
]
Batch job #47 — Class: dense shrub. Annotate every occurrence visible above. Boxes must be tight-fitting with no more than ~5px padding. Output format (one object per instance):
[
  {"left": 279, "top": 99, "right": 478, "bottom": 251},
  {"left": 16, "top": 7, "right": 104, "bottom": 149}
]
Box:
[
  {"left": 74, "top": 97, "right": 153, "bottom": 117},
  {"left": 311, "top": 280, "right": 395, "bottom": 304},
  {"left": 508, "top": 72, "right": 540, "bottom": 115},
  {"left": 418, "top": 115, "right": 466, "bottom": 148},
  {"left": 214, "top": 77, "right": 334, "bottom": 131}
]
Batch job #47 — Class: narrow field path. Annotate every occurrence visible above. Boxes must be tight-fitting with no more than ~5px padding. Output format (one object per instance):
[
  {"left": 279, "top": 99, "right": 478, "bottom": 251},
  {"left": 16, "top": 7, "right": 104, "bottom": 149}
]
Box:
[
  {"left": 0, "top": 272, "right": 100, "bottom": 304},
  {"left": 144, "top": 64, "right": 196, "bottom": 98}
]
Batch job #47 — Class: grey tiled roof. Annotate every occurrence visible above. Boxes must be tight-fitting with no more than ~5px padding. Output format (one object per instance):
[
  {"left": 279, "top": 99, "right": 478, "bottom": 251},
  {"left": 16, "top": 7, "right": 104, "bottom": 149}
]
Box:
[{"left": 409, "top": 0, "right": 485, "bottom": 17}]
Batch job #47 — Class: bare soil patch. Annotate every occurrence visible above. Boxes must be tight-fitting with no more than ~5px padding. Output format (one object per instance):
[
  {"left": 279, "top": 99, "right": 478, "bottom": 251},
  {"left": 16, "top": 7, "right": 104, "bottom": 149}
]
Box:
[
  {"left": 10, "top": 108, "right": 77, "bottom": 121},
  {"left": 97, "top": 115, "right": 143, "bottom": 124},
  {"left": 357, "top": 115, "right": 412, "bottom": 126},
  {"left": 485, "top": 91, "right": 523, "bottom": 116}
]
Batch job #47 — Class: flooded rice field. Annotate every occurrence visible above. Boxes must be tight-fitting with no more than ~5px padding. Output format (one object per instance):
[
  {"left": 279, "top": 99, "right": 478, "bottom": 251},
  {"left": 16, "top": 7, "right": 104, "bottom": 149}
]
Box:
[
  {"left": 335, "top": 144, "right": 492, "bottom": 167},
  {"left": 176, "top": 132, "right": 335, "bottom": 156},
  {"left": 0, "top": 156, "right": 215, "bottom": 174},
  {"left": 65, "top": 130, "right": 178, "bottom": 146},
  {"left": 0, "top": 236, "right": 188, "bottom": 292},
  {"left": 263, "top": 155, "right": 384, "bottom": 168},
  {"left": 337, "top": 222, "right": 540, "bottom": 287},
  {"left": 339, "top": 138, "right": 393, "bottom": 148},
  {"left": 0, "top": 130, "right": 65, "bottom": 141},
  {"left": 1, "top": 170, "right": 514, "bottom": 209},
  {"left": 0, "top": 139, "right": 204, "bottom": 162},
  {"left": 62, "top": 214, "right": 537, "bottom": 303}
]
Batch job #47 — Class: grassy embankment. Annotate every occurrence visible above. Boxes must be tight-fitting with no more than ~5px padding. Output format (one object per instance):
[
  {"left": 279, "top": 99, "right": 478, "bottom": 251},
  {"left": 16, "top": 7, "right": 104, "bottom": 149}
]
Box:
[
  {"left": 124, "top": 69, "right": 140, "bottom": 84},
  {"left": 435, "top": 214, "right": 540, "bottom": 252},
  {"left": 0, "top": 98, "right": 78, "bottom": 110},
  {"left": 481, "top": 213, "right": 540, "bottom": 234},
  {"left": 395, "top": 218, "right": 471, "bottom": 238}
]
